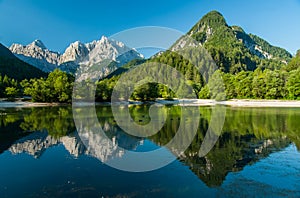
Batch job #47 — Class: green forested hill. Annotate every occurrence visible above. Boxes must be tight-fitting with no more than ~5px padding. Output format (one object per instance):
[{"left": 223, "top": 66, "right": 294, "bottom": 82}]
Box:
[
  {"left": 0, "top": 43, "right": 46, "bottom": 81},
  {"left": 187, "top": 11, "right": 292, "bottom": 73}
]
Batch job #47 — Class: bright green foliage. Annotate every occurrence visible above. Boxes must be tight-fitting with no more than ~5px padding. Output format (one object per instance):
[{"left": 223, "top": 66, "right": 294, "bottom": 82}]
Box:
[
  {"left": 198, "top": 85, "right": 210, "bottom": 99},
  {"left": 222, "top": 73, "right": 237, "bottom": 99},
  {"left": 209, "top": 68, "right": 298, "bottom": 100},
  {"left": 131, "top": 83, "right": 160, "bottom": 101},
  {"left": 0, "top": 74, "right": 19, "bottom": 98},
  {"left": 286, "top": 54, "right": 300, "bottom": 72},
  {"left": 234, "top": 71, "right": 253, "bottom": 98},
  {"left": 5, "top": 87, "right": 19, "bottom": 98},
  {"left": 252, "top": 69, "right": 266, "bottom": 98},
  {"left": 96, "top": 76, "right": 119, "bottom": 101},
  {"left": 21, "top": 69, "right": 74, "bottom": 102},
  {"left": 286, "top": 68, "right": 300, "bottom": 99},
  {"left": 151, "top": 51, "right": 204, "bottom": 87},
  {"left": 95, "top": 55, "right": 201, "bottom": 101},
  {"left": 264, "top": 69, "right": 287, "bottom": 99}
]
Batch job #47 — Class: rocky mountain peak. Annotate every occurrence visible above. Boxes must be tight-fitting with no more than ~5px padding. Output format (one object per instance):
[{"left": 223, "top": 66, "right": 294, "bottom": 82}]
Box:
[
  {"left": 30, "top": 39, "right": 47, "bottom": 50},
  {"left": 86, "top": 36, "right": 141, "bottom": 66},
  {"left": 60, "top": 40, "right": 89, "bottom": 64},
  {"left": 9, "top": 40, "right": 61, "bottom": 72},
  {"left": 99, "top": 35, "right": 109, "bottom": 43}
]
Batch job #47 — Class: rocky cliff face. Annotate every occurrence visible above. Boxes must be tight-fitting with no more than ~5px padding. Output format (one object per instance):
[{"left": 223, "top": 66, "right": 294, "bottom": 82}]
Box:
[
  {"left": 9, "top": 36, "right": 144, "bottom": 76},
  {"left": 60, "top": 41, "right": 89, "bottom": 64}
]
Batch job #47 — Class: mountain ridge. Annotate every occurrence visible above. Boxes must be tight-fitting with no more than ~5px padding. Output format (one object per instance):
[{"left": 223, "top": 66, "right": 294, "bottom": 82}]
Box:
[{"left": 9, "top": 36, "right": 144, "bottom": 74}]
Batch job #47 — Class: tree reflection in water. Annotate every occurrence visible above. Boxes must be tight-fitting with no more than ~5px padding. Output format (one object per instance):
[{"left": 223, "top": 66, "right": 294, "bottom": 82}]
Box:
[{"left": 0, "top": 105, "right": 299, "bottom": 186}]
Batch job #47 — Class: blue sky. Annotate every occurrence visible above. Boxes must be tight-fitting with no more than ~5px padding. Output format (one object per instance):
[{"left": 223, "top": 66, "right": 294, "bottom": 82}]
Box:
[{"left": 1, "top": 0, "right": 300, "bottom": 54}]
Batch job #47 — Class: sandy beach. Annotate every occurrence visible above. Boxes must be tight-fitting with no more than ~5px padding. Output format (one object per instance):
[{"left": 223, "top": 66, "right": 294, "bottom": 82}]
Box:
[
  {"left": 219, "top": 99, "right": 300, "bottom": 107},
  {"left": 155, "top": 99, "right": 300, "bottom": 107},
  {"left": 1, "top": 99, "right": 300, "bottom": 108}
]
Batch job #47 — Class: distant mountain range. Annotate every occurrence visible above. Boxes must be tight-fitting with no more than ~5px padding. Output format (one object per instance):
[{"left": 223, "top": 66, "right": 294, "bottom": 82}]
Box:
[
  {"left": 9, "top": 36, "right": 143, "bottom": 75},
  {"left": 0, "top": 10, "right": 296, "bottom": 80}
]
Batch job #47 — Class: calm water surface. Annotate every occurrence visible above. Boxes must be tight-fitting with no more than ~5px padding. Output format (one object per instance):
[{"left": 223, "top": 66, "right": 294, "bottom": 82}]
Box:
[{"left": 0, "top": 105, "right": 299, "bottom": 197}]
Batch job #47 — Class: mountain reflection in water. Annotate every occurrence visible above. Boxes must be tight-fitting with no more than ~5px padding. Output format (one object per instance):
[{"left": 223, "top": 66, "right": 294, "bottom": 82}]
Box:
[{"left": 0, "top": 105, "right": 299, "bottom": 188}]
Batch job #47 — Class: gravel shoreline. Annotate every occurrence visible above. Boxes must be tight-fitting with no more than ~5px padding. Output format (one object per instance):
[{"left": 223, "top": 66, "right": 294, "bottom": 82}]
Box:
[{"left": 1, "top": 99, "right": 300, "bottom": 108}]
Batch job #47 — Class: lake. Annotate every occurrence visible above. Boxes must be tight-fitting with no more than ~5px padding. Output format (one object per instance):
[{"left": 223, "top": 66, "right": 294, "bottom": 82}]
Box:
[{"left": 0, "top": 105, "right": 300, "bottom": 197}]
